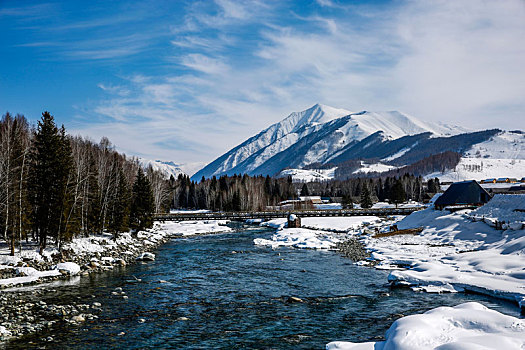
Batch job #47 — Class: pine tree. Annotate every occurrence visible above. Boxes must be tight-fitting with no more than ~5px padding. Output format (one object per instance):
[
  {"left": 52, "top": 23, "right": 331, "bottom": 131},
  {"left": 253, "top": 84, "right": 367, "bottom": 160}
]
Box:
[
  {"left": 300, "top": 183, "right": 309, "bottom": 196},
  {"left": 342, "top": 194, "right": 353, "bottom": 209},
  {"left": 360, "top": 185, "right": 373, "bottom": 209},
  {"left": 28, "top": 112, "right": 73, "bottom": 253},
  {"left": 130, "top": 168, "right": 154, "bottom": 233},
  {"left": 108, "top": 167, "right": 130, "bottom": 239},
  {"left": 390, "top": 179, "right": 406, "bottom": 208}
]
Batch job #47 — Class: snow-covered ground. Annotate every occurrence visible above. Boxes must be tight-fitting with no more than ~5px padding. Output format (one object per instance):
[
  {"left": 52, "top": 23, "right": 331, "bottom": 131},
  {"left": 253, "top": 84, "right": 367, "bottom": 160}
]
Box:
[
  {"left": 426, "top": 157, "right": 525, "bottom": 182},
  {"left": 157, "top": 220, "right": 231, "bottom": 236},
  {"left": 353, "top": 161, "right": 397, "bottom": 175},
  {"left": 327, "top": 302, "right": 525, "bottom": 350},
  {"left": 367, "top": 207, "right": 525, "bottom": 307}
]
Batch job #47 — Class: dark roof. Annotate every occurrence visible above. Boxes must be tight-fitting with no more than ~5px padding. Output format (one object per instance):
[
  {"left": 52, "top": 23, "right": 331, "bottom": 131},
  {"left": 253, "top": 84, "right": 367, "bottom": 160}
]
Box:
[{"left": 434, "top": 180, "right": 491, "bottom": 207}]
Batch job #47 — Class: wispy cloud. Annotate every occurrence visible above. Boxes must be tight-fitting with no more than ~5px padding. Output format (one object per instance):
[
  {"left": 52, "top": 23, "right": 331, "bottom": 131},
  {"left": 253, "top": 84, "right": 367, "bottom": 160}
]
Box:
[{"left": 54, "top": 0, "right": 525, "bottom": 164}]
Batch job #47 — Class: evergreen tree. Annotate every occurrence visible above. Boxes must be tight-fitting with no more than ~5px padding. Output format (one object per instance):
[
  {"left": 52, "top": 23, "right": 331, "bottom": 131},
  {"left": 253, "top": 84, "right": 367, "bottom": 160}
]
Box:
[
  {"left": 360, "top": 185, "right": 373, "bottom": 209},
  {"left": 130, "top": 168, "right": 154, "bottom": 233},
  {"left": 390, "top": 179, "right": 406, "bottom": 207},
  {"left": 28, "top": 112, "right": 73, "bottom": 253},
  {"left": 108, "top": 167, "right": 130, "bottom": 239},
  {"left": 342, "top": 195, "right": 353, "bottom": 209},
  {"left": 300, "top": 183, "right": 309, "bottom": 196},
  {"left": 427, "top": 177, "right": 440, "bottom": 193}
]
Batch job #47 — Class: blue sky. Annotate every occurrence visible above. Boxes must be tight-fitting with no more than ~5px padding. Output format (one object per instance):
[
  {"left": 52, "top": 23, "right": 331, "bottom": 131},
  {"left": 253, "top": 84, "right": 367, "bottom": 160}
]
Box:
[{"left": 1, "top": 0, "right": 524, "bottom": 172}]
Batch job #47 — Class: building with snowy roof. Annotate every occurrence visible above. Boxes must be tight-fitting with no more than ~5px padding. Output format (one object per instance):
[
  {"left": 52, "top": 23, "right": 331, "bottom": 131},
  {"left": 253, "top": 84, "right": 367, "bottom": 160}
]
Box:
[{"left": 434, "top": 180, "right": 491, "bottom": 210}]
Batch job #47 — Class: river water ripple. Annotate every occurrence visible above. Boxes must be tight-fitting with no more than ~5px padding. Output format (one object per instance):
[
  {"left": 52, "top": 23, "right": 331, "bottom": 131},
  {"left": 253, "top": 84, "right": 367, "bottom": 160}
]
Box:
[{"left": 7, "top": 225, "right": 521, "bottom": 349}]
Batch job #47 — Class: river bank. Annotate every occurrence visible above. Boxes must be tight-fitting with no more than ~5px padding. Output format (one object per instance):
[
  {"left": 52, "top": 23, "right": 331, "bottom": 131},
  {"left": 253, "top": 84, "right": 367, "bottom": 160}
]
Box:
[{"left": 0, "top": 220, "right": 231, "bottom": 341}]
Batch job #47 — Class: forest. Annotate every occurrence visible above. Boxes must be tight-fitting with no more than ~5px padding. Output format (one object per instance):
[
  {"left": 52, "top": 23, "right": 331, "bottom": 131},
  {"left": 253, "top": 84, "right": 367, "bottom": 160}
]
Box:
[{"left": 0, "top": 112, "right": 156, "bottom": 256}]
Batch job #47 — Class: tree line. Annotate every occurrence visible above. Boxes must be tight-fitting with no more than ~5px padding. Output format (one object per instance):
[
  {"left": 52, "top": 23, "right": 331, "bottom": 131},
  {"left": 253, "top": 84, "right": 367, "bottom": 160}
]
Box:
[
  {"left": 166, "top": 172, "right": 440, "bottom": 211},
  {"left": 0, "top": 112, "right": 156, "bottom": 256}
]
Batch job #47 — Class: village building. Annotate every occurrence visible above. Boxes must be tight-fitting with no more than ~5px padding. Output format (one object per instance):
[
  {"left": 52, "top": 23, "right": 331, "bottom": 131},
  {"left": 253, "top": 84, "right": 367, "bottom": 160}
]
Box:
[
  {"left": 480, "top": 178, "right": 497, "bottom": 184},
  {"left": 434, "top": 180, "right": 491, "bottom": 210}
]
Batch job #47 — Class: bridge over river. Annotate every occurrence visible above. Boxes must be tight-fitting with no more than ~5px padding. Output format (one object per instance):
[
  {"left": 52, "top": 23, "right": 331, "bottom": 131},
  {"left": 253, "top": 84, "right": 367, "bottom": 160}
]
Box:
[{"left": 154, "top": 207, "right": 423, "bottom": 221}]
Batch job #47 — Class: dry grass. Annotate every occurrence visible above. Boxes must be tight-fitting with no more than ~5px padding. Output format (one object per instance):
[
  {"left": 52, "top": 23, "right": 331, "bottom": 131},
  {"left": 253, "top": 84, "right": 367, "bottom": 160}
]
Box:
[{"left": 373, "top": 227, "right": 423, "bottom": 238}]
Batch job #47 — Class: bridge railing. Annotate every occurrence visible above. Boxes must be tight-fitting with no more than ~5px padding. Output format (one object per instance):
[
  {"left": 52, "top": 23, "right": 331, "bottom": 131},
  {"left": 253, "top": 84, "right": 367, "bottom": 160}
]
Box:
[{"left": 154, "top": 207, "right": 423, "bottom": 221}]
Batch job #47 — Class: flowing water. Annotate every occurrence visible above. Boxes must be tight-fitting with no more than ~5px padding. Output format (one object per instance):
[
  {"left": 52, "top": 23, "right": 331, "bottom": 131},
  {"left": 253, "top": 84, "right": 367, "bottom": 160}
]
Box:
[{"left": 6, "top": 225, "right": 521, "bottom": 349}]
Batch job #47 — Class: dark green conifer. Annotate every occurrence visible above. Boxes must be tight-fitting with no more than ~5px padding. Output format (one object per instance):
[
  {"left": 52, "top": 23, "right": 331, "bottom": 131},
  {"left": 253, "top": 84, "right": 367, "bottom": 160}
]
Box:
[{"left": 130, "top": 168, "right": 154, "bottom": 233}]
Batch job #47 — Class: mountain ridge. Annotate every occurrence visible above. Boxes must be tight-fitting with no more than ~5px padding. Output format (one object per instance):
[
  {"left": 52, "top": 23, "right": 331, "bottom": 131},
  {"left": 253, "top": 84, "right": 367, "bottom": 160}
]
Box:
[{"left": 191, "top": 104, "right": 512, "bottom": 181}]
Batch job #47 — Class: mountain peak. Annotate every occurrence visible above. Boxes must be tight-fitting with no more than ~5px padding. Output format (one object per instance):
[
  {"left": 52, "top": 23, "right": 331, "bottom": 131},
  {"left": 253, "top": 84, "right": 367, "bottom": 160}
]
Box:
[{"left": 191, "top": 104, "right": 469, "bottom": 180}]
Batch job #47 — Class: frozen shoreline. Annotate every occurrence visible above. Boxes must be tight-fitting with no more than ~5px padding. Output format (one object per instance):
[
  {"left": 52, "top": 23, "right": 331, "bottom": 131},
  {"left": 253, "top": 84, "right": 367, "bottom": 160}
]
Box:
[{"left": 0, "top": 220, "right": 231, "bottom": 340}]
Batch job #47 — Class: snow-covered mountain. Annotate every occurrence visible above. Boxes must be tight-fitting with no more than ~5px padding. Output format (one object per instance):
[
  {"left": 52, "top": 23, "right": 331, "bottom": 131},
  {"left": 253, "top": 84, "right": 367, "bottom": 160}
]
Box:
[
  {"left": 139, "top": 159, "right": 185, "bottom": 179},
  {"left": 192, "top": 104, "right": 520, "bottom": 182}
]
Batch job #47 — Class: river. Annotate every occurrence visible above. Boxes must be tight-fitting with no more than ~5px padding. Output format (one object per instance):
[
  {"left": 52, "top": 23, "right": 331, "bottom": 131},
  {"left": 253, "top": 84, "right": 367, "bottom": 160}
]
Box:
[{"left": 7, "top": 225, "right": 521, "bottom": 349}]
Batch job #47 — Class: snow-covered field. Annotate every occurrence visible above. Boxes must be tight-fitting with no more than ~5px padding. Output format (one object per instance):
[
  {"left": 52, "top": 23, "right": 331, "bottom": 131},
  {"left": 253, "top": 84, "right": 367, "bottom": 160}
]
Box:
[
  {"left": 353, "top": 161, "right": 396, "bottom": 175},
  {"left": 426, "top": 131, "right": 525, "bottom": 182},
  {"left": 327, "top": 302, "right": 525, "bottom": 350},
  {"left": 426, "top": 157, "right": 525, "bottom": 182}
]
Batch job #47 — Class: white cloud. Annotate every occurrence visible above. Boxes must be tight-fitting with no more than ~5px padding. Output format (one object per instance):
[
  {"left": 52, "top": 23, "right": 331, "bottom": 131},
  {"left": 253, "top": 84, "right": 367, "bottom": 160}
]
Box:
[
  {"left": 83, "top": 0, "right": 524, "bottom": 165},
  {"left": 180, "top": 54, "right": 230, "bottom": 75}
]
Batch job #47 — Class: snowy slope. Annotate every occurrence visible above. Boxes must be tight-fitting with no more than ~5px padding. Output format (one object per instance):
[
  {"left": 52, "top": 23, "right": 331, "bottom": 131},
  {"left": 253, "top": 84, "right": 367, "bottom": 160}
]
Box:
[
  {"left": 192, "top": 104, "right": 464, "bottom": 180},
  {"left": 193, "top": 104, "right": 352, "bottom": 179},
  {"left": 139, "top": 158, "right": 185, "bottom": 179},
  {"left": 276, "top": 167, "right": 337, "bottom": 182},
  {"left": 424, "top": 131, "right": 525, "bottom": 182}
]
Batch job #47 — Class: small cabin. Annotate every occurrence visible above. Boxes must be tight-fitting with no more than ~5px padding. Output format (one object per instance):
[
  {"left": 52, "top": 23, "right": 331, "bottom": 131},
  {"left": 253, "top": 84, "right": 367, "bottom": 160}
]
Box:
[
  {"left": 287, "top": 213, "right": 301, "bottom": 228},
  {"left": 481, "top": 178, "right": 496, "bottom": 184},
  {"left": 434, "top": 180, "right": 491, "bottom": 210},
  {"left": 521, "top": 177, "right": 525, "bottom": 183},
  {"left": 298, "top": 196, "right": 323, "bottom": 204}
]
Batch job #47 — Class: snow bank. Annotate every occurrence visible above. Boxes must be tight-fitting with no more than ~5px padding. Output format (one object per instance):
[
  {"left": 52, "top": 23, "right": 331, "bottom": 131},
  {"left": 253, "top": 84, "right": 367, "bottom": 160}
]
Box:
[
  {"left": 469, "top": 194, "right": 525, "bottom": 227},
  {"left": 54, "top": 262, "right": 81, "bottom": 275},
  {"left": 367, "top": 207, "right": 525, "bottom": 306},
  {"left": 255, "top": 216, "right": 384, "bottom": 249},
  {"left": 254, "top": 228, "right": 339, "bottom": 249},
  {"left": 327, "top": 302, "right": 525, "bottom": 350},
  {"left": 158, "top": 220, "right": 232, "bottom": 236},
  {"left": 302, "top": 216, "right": 381, "bottom": 231}
]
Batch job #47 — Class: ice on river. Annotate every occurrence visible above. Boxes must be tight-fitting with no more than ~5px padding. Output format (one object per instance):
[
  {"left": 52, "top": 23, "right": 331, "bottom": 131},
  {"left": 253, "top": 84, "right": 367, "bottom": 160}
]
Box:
[{"left": 327, "top": 302, "right": 525, "bottom": 350}]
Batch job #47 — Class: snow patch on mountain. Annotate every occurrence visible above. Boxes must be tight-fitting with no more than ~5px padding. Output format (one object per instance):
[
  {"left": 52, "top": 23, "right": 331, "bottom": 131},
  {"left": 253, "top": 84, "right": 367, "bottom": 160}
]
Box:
[
  {"left": 277, "top": 168, "right": 337, "bottom": 182},
  {"left": 353, "top": 162, "right": 397, "bottom": 175},
  {"left": 382, "top": 143, "right": 418, "bottom": 162},
  {"left": 464, "top": 130, "right": 525, "bottom": 159}
]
